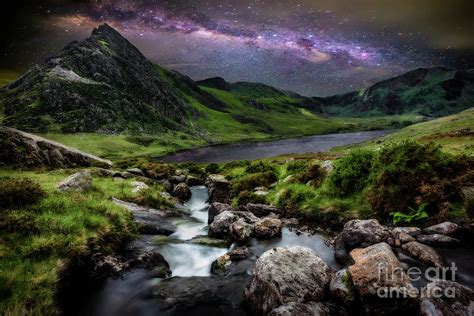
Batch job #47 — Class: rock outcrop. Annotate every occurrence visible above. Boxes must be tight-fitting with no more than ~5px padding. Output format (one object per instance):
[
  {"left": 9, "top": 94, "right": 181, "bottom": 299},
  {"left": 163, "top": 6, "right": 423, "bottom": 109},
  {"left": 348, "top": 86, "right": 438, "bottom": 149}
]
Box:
[
  {"left": 244, "top": 246, "right": 332, "bottom": 315},
  {"left": 57, "top": 171, "right": 93, "bottom": 192},
  {"left": 205, "top": 174, "right": 231, "bottom": 204},
  {"left": 0, "top": 126, "right": 112, "bottom": 168},
  {"left": 334, "top": 219, "right": 391, "bottom": 263}
]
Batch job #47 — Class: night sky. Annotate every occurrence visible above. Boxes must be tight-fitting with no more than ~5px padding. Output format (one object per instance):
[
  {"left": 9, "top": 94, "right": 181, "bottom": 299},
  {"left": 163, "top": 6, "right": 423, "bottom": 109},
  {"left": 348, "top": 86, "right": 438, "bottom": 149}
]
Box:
[{"left": 1, "top": 0, "right": 473, "bottom": 96}]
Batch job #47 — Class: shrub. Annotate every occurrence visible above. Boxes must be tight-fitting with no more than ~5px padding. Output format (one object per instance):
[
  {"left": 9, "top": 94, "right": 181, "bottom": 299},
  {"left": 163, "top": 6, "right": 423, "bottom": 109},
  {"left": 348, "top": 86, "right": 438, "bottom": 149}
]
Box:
[
  {"left": 390, "top": 203, "right": 429, "bottom": 225},
  {"left": 232, "top": 171, "right": 277, "bottom": 195},
  {"left": 274, "top": 184, "right": 316, "bottom": 213},
  {"left": 245, "top": 161, "right": 276, "bottom": 174},
  {"left": 328, "top": 149, "right": 375, "bottom": 196},
  {"left": 285, "top": 160, "right": 308, "bottom": 175},
  {"left": 299, "top": 163, "right": 326, "bottom": 187},
  {"left": 234, "top": 190, "right": 267, "bottom": 206},
  {"left": 0, "top": 177, "right": 46, "bottom": 209},
  {"left": 205, "top": 163, "right": 221, "bottom": 174},
  {"left": 366, "top": 141, "right": 465, "bottom": 216},
  {"left": 177, "top": 162, "right": 206, "bottom": 178}
]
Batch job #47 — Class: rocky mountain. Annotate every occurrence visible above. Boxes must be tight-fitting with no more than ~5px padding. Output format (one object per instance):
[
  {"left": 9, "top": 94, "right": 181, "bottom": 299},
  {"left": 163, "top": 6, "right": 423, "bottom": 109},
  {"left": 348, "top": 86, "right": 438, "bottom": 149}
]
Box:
[
  {"left": 0, "top": 24, "right": 195, "bottom": 133},
  {"left": 317, "top": 67, "right": 474, "bottom": 117}
]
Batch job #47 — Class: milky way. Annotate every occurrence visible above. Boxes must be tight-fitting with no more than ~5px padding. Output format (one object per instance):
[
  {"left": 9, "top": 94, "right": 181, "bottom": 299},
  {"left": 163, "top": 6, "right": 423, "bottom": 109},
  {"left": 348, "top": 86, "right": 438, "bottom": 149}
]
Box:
[{"left": 2, "top": 0, "right": 473, "bottom": 96}]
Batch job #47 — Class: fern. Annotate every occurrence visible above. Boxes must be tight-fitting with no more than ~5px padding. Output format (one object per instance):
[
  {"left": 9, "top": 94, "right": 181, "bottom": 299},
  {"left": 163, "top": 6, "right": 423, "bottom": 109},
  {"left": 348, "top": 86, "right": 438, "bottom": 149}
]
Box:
[{"left": 390, "top": 203, "right": 429, "bottom": 225}]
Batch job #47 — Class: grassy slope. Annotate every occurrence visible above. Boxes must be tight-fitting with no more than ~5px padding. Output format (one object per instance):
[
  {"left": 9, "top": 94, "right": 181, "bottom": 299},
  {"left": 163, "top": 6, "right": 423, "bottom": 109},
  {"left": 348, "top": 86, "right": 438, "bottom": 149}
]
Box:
[
  {"left": 0, "top": 169, "right": 139, "bottom": 315},
  {"left": 339, "top": 107, "right": 474, "bottom": 155}
]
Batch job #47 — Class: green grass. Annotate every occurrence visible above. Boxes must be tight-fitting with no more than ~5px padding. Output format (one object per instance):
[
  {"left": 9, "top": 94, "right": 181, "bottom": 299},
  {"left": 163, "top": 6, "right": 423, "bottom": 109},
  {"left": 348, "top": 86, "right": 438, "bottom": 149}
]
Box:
[
  {"left": 340, "top": 107, "right": 474, "bottom": 155},
  {"left": 0, "top": 169, "right": 138, "bottom": 315}
]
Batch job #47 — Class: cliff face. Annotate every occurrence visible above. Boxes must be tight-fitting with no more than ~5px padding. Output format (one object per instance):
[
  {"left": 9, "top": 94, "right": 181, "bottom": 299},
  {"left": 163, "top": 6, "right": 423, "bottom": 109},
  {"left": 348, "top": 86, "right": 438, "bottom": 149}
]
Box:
[{"left": 0, "top": 24, "right": 193, "bottom": 133}]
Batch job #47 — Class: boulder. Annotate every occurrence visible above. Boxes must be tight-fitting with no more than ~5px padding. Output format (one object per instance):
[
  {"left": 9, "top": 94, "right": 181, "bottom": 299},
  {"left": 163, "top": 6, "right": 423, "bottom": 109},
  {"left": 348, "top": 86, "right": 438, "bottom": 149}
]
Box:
[
  {"left": 158, "top": 179, "right": 173, "bottom": 192},
  {"left": 91, "top": 254, "right": 126, "bottom": 277},
  {"left": 244, "top": 246, "right": 332, "bottom": 315},
  {"left": 185, "top": 175, "right": 203, "bottom": 186},
  {"left": 348, "top": 243, "right": 418, "bottom": 314},
  {"left": 207, "top": 202, "right": 233, "bottom": 224},
  {"left": 254, "top": 217, "right": 283, "bottom": 239},
  {"left": 209, "top": 211, "right": 258, "bottom": 239},
  {"left": 131, "top": 181, "right": 149, "bottom": 193},
  {"left": 240, "top": 203, "right": 281, "bottom": 217},
  {"left": 392, "top": 226, "right": 422, "bottom": 236},
  {"left": 420, "top": 280, "right": 474, "bottom": 316},
  {"left": 205, "top": 174, "right": 231, "bottom": 204},
  {"left": 424, "top": 221, "right": 460, "bottom": 236},
  {"left": 211, "top": 247, "right": 251, "bottom": 276},
  {"left": 127, "top": 251, "right": 171, "bottom": 278},
  {"left": 269, "top": 302, "right": 330, "bottom": 316},
  {"left": 172, "top": 182, "right": 192, "bottom": 201},
  {"left": 127, "top": 167, "right": 144, "bottom": 176},
  {"left": 169, "top": 175, "right": 186, "bottom": 184},
  {"left": 416, "top": 234, "right": 460, "bottom": 247},
  {"left": 57, "top": 171, "right": 92, "bottom": 192},
  {"left": 401, "top": 241, "right": 446, "bottom": 268},
  {"left": 329, "top": 269, "right": 356, "bottom": 305},
  {"left": 229, "top": 219, "right": 254, "bottom": 242},
  {"left": 321, "top": 160, "right": 334, "bottom": 174},
  {"left": 334, "top": 219, "right": 391, "bottom": 263}
]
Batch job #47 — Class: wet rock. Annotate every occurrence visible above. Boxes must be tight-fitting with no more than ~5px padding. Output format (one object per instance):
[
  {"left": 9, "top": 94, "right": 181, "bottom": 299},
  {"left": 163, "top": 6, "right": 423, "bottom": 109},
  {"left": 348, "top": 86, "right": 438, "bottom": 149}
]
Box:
[
  {"left": 153, "top": 275, "right": 250, "bottom": 315},
  {"left": 398, "top": 232, "right": 417, "bottom": 244},
  {"left": 254, "top": 217, "right": 283, "bottom": 239},
  {"left": 424, "top": 221, "right": 460, "bottom": 236},
  {"left": 230, "top": 219, "right": 254, "bottom": 242},
  {"left": 401, "top": 241, "right": 446, "bottom": 268},
  {"left": 131, "top": 181, "right": 149, "bottom": 193},
  {"left": 92, "top": 254, "right": 126, "bottom": 277},
  {"left": 209, "top": 211, "right": 258, "bottom": 239},
  {"left": 329, "top": 269, "right": 356, "bottom": 305},
  {"left": 211, "top": 247, "right": 251, "bottom": 276},
  {"left": 420, "top": 280, "right": 474, "bottom": 316},
  {"left": 207, "top": 202, "right": 233, "bottom": 224},
  {"left": 269, "top": 302, "right": 330, "bottom": 316},
  {"left": 127, "top": 167, "right": 144, "bottom": 176},
  {"left": 169, "top": 175, "right": 186, "bottom": 184},
  {"left": 416, "top": 234, "right": 460, "bottom": 247},
  {"left": 244, "top": 246, "right": 332, "bottom": 315},
  {"left": 172, "top": 182, "right": 192, "bottom": 201},
  {"left": 205, "top": 174, "right": 231, "bottom": 204},
  {"left": 190, "top": 237, "right": 228, "bottom": 248},
  {"left": 240, "top": 203, "right": 281, "bottom": 217},
  {"left": 57, "top": 171, "right": 92, "bottom": 192},
  {"left": 392, "top": 226, "right": 422, "bottom": 236},
  {"left": 334, "top": 219, "right": 391, "bottom": 263},
  {"left": 127, "top": 251, "right": 171, "bottom": 278},
  {"left": 348, "top": 242, "right": 418, "bottom": 314},
  {"left": 186, "top": 175, "right": 203, "bottom": 186}
]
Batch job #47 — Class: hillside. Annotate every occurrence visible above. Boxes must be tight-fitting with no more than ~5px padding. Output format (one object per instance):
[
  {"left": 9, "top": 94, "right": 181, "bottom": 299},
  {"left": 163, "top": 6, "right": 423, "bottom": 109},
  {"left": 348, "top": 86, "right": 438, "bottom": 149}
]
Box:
[
  {"left": 341, "top": 107, "right": 474, "bottom": 154},
  {"left": 318, "top": 67, "right": 474, "bottom": 118}
]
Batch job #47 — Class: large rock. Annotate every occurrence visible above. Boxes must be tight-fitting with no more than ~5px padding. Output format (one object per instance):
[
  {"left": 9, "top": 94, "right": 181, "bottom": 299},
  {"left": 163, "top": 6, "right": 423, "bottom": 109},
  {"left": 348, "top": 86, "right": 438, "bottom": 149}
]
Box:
[
  {"left": 205, "top": 174, "right": 231, "bottom": 204},
  {"left": 420, "top": 280, "right": 474, "bottom": 316},
  {"left": 131, "top": 181, "right": 149, "bottom": 193},
  {"left": 126, "top": 251, "right": 171, "bottom": 278},
  {"left": 424, "top": 221, "right": 460, "bottom": 236},
  {"left": 329, "top": 269, "right": 356, "bottom": 306},
  {"left": 334, "top": 219, "right": 391, "bottom": 263},
  {"left": 229, "top": 219, "right": 254, "bottom": 242},
  {"left": 207, "top": 202, "right": 233, "bottom": 224},
  {"left": 209, "top": 210, "right": 258, "bottom": 239},
  {"left": 416, "top": 234, "right": 460, "bottom": 247},
  {"left": 401, "top": 241, "right": 446, "bottom": 269},
  {"left": 186, "top": 175, "right": 204, "bottom": 186},
  {"left": 172, "top": 182, "right": 192, "bottom": 201},
  {"left": 244, "top": 246, "right": 332, "bottom": 315},
  {"left": 268, "top": 302, "right": 330, "bottom": 316},
  {"left": 0, "top": 126, "right": 112, "bottom": 168},
  {"left": 126, "top": 167, "right": 144, "bottom": 176},
  {"left": 254, "top": 217, "right": 283, "bottom": 239},
  {"left": 240, "top": 203, "right": 281, "bottom": 217},
  {"left": 57, "top": 171, "right": 92, "bottom": 192},
  {"left": 211, "top": 247, "right": 251, "bottom": 276},
  {"left": 348, "top": 243, "right": 418, "bottom": 314}
]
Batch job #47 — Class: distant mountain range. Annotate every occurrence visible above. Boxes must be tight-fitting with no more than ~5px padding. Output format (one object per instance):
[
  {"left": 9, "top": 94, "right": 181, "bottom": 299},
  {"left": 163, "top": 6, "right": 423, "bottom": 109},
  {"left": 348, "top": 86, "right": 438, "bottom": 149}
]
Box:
[{"left": 1, "top": 24, "right": 473, "bottom": 135}]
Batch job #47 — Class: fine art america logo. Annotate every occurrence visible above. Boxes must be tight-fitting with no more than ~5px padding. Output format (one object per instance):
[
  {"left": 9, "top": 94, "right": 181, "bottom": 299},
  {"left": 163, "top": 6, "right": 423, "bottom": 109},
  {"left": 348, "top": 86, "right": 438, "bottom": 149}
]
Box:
[{"left": 376, "top": 262, "right": 458, "bottom": 299}]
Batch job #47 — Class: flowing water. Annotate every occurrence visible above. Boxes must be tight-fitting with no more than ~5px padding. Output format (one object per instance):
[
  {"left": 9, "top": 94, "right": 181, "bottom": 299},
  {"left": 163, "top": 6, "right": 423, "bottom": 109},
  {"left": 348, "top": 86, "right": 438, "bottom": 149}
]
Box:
[{"left": 162, "top": 130, "right": 392, "bottom": 163}]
